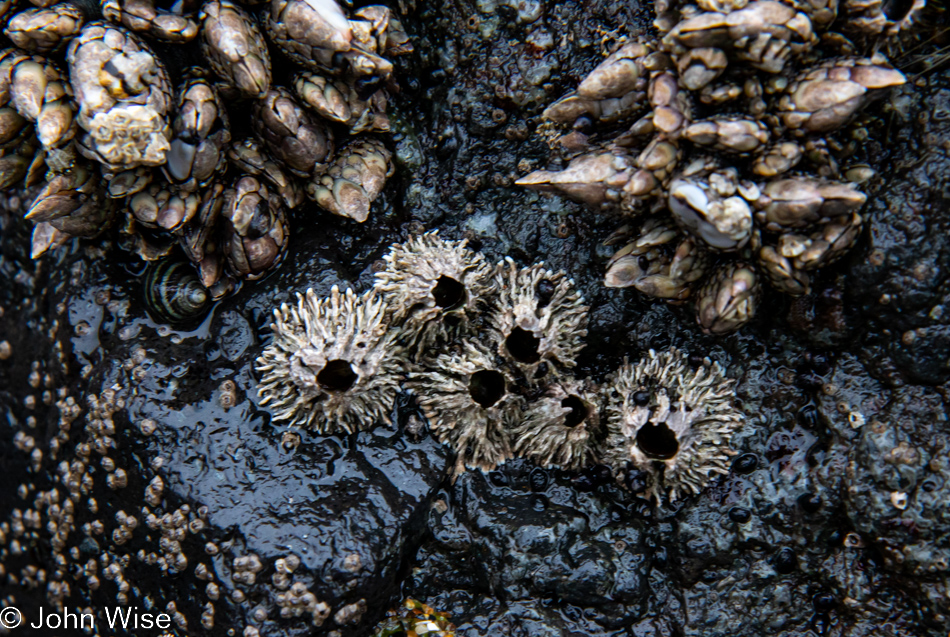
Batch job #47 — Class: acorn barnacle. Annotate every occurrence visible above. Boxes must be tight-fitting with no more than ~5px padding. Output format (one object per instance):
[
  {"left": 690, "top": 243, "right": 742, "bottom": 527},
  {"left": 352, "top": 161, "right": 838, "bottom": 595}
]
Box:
[
  {"left": 407, "top": 340, "right": 522, "bottom": 474},
  {"left": 488, "top": 258, "right": 589, "bottom": 383},
  {"left": 512, "top": 378, "right": 602, "bottom": 471},
  {"left": 255, "top": 286, "right": 405, "bottom": 434},
  {"left": 373, "top": 232, "right": 494, "bottom": 358},
  {"left": 602, "top": 348, "right": 743, "bottom": 502}
]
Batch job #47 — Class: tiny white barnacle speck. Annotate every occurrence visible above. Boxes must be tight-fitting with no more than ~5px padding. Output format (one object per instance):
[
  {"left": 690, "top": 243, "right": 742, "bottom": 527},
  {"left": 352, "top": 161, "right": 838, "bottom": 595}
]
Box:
[
  {"left": 374, "top": 231, "right": 494, "bottom": 358},
  {"left": 602, "top": 347, "right": 743, "bottom": 502},
  {"left": 488, "top": 258, "right": 589, "bottom": 383},
  {"left": 407, "top": 340, "right": 523, "bottom": 475},
  {"left": 255, "top": 286, "right": 405, "bottom": 434},
  {"left": 512, "top": 377, "right": 602, "bottom": 470}
]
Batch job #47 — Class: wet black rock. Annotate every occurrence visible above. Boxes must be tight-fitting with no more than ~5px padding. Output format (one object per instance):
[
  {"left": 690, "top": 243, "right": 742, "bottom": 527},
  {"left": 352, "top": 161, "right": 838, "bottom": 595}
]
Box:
[{"left": 3, "top": 1, "right": 950, "bottom": 636}]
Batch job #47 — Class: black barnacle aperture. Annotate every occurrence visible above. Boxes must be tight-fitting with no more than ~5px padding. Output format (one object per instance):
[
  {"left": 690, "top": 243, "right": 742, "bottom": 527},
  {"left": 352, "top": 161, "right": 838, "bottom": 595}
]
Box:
[
  {"left": 407, "top": 341, "right": 522, "bottom": 474},
  {"left": 488, "top": 258, "right": 589, "bottom": 382},
  {"left": 255, "top": 286, "right": 406, "bottom": 434},
  {"left": 512, "top": 378, "right": 602, "bottom": 470},
  {"left": 602, "top": 348, "right": 743, "bottom": 502}
]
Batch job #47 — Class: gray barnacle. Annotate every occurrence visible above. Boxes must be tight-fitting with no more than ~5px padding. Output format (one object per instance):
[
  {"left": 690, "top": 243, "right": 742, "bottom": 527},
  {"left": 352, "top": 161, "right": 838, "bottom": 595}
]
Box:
[
  {"left": 373, "top": 231, "right": 494, "bottom": 357},
  {"left": 67, "top": 22, "right": 173, "bottom": 169},
  {"left": 407, "top": 340, "right": 521, "bottom": 474},
  {"left": 488, "top": 258, "right": 588, "bottom": 382},
  {"left": 256, "top": 286, "right": 405, "bottom": 434},
  {"left": 512, "top": 378, "right": 602, "bottom": 471},
  {"left": 602, "top": 347, "right": 742, "bottom": 502}
]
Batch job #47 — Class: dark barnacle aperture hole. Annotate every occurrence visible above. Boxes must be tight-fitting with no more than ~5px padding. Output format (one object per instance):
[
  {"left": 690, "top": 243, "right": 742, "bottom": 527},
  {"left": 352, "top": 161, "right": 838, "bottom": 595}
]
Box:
[
  {"left": 318, "top": 359, "right": 358, "bottom": 392},
  {"left": 469, "top": 370, "right": 506, "bottom": 408},
  {"left": 882, "top": 0, "right": 917, "bottom": 22},
  {"left": 432, "top": 275, "right": 466, "bottom": 311},
  {"left": 561, "top": 395, "right": 589, "bottom": 427},
  {"left": 536, "top": 278, "right": 555, "bottom": 308},
  {"left": 635, "top": 422, "right": 679, "bottom": 460},
  {"left": 506, "top": 327, "right": 541, "bottom": 364}
]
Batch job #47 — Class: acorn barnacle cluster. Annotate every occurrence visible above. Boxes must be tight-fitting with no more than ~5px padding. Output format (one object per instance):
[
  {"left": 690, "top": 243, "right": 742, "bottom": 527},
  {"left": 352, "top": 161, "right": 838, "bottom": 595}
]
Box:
[
  {"left": 517, "top": 0, "right": 918, "bottom": 333},
  {"left": 0, "top": 0, "right": 408, "bottom": 300},
  {"left": 256, "top": 232, "right": 744, "bottom": 501}
]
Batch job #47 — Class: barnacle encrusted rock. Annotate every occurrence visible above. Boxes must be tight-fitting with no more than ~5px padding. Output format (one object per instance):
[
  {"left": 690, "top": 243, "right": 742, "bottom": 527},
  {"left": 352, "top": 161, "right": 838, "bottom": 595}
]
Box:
[
  {"left": 489, "top": 258, "right": 589, "bottom": 381},
  {"left": 517, "top": 0, "right": 912, "bottom": 333},
  {"left": 256, "top": 286, "right": 405, "bottom": 434},
  {"left": 374, "top": 232, "right": 494, "bottom": 356},
  {"left": 603, "top": 348, "right": 742, "bottom": 502},
  {"left": 408, "top": 341, "right": 522, "bottom": 474},
  {"left": 512, "top": 378, "right": 602, "bottom": 470}
]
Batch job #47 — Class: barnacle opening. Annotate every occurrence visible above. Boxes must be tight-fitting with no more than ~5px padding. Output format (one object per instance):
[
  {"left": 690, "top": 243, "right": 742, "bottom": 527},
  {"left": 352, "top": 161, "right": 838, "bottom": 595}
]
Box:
[
  {"left": 469, "top": 370, "right": 506, "bottom": 408},
  {"left": 318, "top": 359, "right": 358, "bottom": 392},
  {"left": 882, "top": 0, "right": 917, "bottom": 22},
  {"left": 432, "top": 275, "right": 466, "bottom": 310},
  {"left": 636, "top": 422, "right": 679, "bottom": 460},
  {"left": 561, "top": 395, "right": 589, "bottom": 427},
  {"left": 505, "top": 327, "right": 541, "bottom": 364}
]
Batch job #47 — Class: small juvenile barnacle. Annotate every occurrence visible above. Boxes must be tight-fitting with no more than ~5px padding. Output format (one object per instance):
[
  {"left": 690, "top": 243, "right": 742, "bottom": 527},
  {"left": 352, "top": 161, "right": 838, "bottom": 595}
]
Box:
[
  {"left": 488, "top": 258, "right": 588, "bottom": 382},
  {"left": 407, "top": 341, "right": 522, "bottom": 474},
  {"left": 255, "top": 286, "right": 405, "bottom": 434},
  {"left": 512, "top": 378, "right": 602, "bottom": 471},
  {"left": 373, "top": 232, "right": 493, "bottom": 357},
  {"left": 602, "top": 348, "right": 743, "bottom": 502}
]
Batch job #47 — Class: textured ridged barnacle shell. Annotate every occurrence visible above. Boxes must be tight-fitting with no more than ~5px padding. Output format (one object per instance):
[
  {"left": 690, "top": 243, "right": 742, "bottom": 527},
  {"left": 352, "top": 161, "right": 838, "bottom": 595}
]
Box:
[
  {"left": 5, "top": 4, "right": 85, "bottom": 54},
  {"left": 305, "top": 137, "right": 392, "bottom": 222},
  {"left": 664, "top": 1, "right": 816, "bottom": 74},
  {"left": 683, "top": 116, "right": 770, "bottom": 154},
  {"left": 221, "top": 175, "right": 288, "bottom": 279},
  {"left": 163, "top": 75, "right": 231, "bottom": 192},
  {"left": 373, "top": 231, "right": 493, "bottom": 356},
  {"left": 27, "top": 163, "right": 117, "bottom": 256},
  {"left": 252, "top": 87, "right": 334, "bottom": 177},
  {"left": 516, "top": 149, "right": 636, "bottom": 208},
  {"left": 775, "top": 56, "right": 906, "bottom": 135},
  {"left": 668, "top": 169, "right": 754, "bottom": 251},
  {"left": 753, "top": 177, "right": 866, "bottom": 230},
  {"left": 512, "top": 378, "right": 602, "bottom": 470},
  {"left": 407, "top": 340, "right": 521, "bottom": 474},
  {"left": 227, "top": 138, "right": 304, "bottom": 209},
  {"left": 0, "top": 49, "right": 78, "bottom": 151},
  {"left": 256, "top": 286, "right": 405, "bottom": 434},
  {"left": 604, "top": 218, "right": 709, "bottom": 299},
  {"left": 694, "top": 261, "right": 759, "bottom": 333},
  {"left": 67, "top": 22, "right": 173, "bottom": 168},
  {"left": 199, "top": 0, "right": 271, "bottom": 98},
  {"left": 293, "top": 71, "right": 390, "bottom": 133},
  {"left": 102, "top": 0, "right": 200, "bottom": 42},
  {"left": 602, "top": 347, "right": 742, "bottom": 502},
  {"left": 488, "top": 258, "right": 588, "bottom": 382}
]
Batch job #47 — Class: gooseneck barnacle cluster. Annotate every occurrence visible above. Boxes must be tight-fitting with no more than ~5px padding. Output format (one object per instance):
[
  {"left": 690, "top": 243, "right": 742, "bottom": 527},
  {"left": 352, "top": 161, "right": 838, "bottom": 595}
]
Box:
[
  {"left": 0, "top": 0, "right": 408, "bottom": 301},
  {"left": 516, "top": 0, "right": 921, "bottom": 333},
  {"left": 256, "top": 232, "right": 745, "bottom": 502}
]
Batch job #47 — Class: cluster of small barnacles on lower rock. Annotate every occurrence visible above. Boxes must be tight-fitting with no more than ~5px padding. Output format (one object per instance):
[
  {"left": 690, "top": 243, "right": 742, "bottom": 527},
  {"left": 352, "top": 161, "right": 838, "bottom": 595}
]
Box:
[
  {"left": 0, "top": 0, "right": 408, "bottom": 299},
  {"left": 516, "top": 0, "right": 922, "bottom": 333},
  {"left": 256, "top": 232, "right": 744, "bottom": 502}
]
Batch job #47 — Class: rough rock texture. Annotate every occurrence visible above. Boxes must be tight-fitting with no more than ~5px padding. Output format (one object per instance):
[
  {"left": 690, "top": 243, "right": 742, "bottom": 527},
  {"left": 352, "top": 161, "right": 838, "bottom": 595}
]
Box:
[{"left": 1, "top": 1, "right": 949, "bottom": 637}]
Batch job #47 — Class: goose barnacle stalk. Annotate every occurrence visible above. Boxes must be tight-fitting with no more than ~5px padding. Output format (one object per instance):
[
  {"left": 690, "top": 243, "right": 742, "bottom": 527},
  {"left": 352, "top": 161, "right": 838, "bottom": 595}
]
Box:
[
  {"left": 602, "top": 347, "right": 743, "bottom": 502},
  {"left": 255, "top": 286, "right": 406, "bottom": 434},
  {"left": 407, "top": 340, "right": 523, "bottom": 474},
  {"left": 374, "top": 232, "right": 494, "bottom": 357}
]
